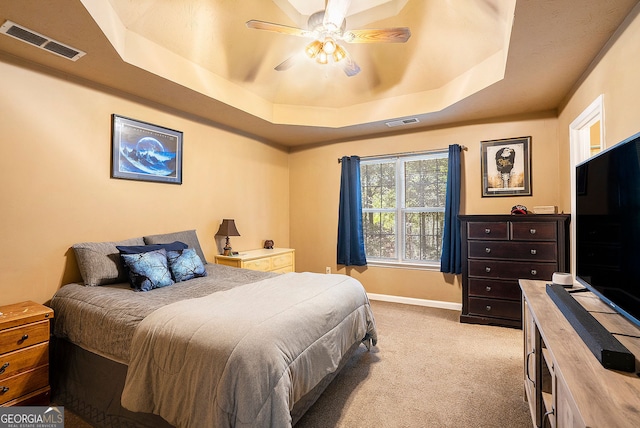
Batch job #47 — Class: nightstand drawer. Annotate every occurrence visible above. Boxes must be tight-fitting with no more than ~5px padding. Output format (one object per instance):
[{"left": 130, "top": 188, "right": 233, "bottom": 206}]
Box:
[
  {"left": 0, "top": 343, "right": 48, "bottom": 380},
  {"left": 272, "top": 253, "right": 293, "bottom": 269},
  {"left": 0, "top": 321, "right": 49, "bottom": 354},
  {"left": 468, "top": 241, "right": 557, "bottom": 261},
  {"left": 0, "top": 365, "right": 49, "bottom": 405},
  {"left": 243, "top": 258, "right": 271, "bottom": 271},
  {"left": 215, "top": 248, "right": 295, "bottom": 274}
]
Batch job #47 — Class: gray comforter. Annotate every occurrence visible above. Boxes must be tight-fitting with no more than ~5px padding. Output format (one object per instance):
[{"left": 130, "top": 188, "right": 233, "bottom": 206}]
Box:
[
  {"left": 51, "top": 265, "right": 377, "bottom": 428},
  {"left": 51, "top": 264, "right": 276, "bottom": 363}
]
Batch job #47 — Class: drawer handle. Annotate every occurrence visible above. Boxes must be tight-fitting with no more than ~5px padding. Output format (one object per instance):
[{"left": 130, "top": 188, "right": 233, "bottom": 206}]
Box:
[
  {"left": 0, "top": 386, "right": 8, "bottom": 394},
  {"left": 531, "top": 269, "right": 537, "bottom": 276},
  {"left": 530, "top": 249, "right": 537, "bottom": 255},
  {"left": 20, "top": 334, "right": 28, "bottom": 342},
  {"left": 530, "top": 228, "right": 537, "bottom": 234},
  {"left": 484, "top": 228, "right": 491, "bottom": 234},
  {"left": 485, "top": 267, "right": 491, "bottom": 273},
  {"left": 485, "top": 247, "right": 491, "bottom": 253},
  {"left": 485, "top": 305, "right": 492, "bottom": 312},
  {"left": 526, "top": 350, "right": 535, "bottom": 386},
  {"left": 0, "top": 363, "right": 8, "bottom": 375},
  {"left": 485, "top": 286, "right": 492, "bottom": 292}
]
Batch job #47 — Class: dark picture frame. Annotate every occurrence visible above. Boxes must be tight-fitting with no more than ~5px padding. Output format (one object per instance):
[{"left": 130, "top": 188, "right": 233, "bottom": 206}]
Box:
[
  {"left": 481, "top": 136, "right": 531, "bottom": 197},
  {"left": 111, "top": 114, "right": 183, "bottom": 184}
]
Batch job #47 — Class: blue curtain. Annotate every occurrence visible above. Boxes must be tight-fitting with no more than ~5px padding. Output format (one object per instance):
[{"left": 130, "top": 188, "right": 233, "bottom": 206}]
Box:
[
  {"left": 440, "top": 145, "right": 462, "bottom": 274},
  {"left": 337, "top": 156, "right": 367, "bottom": 266}
]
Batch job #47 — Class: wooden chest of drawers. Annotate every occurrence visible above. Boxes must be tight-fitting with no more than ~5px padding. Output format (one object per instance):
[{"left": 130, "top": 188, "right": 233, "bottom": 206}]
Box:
[
  {"left": 214, "top": 248, "right": 295, "bottom": 273},
  {"left": 0, "top": 301, "right": 54, "bottom": 406},
  {"left": 459, "top": 215, "right": 569, "bottom": 328}
]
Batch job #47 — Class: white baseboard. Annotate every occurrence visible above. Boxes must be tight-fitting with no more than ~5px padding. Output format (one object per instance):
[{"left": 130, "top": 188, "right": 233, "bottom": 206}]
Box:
[{"left": 367, "top": 293, "right": 462, "bottom": 312}]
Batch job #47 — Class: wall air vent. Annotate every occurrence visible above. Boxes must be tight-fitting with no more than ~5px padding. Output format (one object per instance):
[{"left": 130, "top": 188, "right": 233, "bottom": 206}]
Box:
[
  {"left": 0, "top": 20, "right": 86, "bottom": 61},
  {"left": 385, "top": 117, "right": 420, "bottom": 128}
]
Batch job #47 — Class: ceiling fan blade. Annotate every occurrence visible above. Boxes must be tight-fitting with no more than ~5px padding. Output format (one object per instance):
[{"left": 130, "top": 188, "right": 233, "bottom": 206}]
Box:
[
  {"left": 274, "top": 54, "right": 300, "bottom": 71},
  {"left": 323, "top": 0, "right": 351, "bottom": 30},
  {"left": 341, "top": 53, "right": 361, "bottom": 77},
  {"left": 246, "top": 20, "right": 313, "bottom": 38},
  {"left": 343, "top": 27, "right": 411, "bottom": 43}
]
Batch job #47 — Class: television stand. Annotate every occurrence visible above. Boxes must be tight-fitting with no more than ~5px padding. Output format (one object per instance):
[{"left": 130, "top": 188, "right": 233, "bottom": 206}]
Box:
[{"left": 520, "top": 279, "right": 640, "bottom": 427}]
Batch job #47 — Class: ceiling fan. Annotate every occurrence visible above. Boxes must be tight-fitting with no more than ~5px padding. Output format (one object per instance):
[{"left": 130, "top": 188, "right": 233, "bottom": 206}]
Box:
[{"left": 246, "top": 0, "right": 411, "bottom": 77}]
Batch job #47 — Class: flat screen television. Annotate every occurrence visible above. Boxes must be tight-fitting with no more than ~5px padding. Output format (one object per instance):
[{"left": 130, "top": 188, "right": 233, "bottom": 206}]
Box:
[{"left": 575, "top": 131, "right": 640, "bottom": 329}]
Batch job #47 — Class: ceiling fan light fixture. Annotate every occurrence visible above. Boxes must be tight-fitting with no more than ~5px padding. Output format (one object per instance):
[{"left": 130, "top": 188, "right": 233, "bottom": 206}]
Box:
[
  {"left": 322, "top": 38, "right": 336, "bottom": 54},
  {"left": 316, "top": 50, "right": 328, "bottom": 64},
  {"left": 332, "top": 44, "right": 346, "bottom": 63},
  {"left": 305, "top": 40, "right": 322, "bottom": 59}
]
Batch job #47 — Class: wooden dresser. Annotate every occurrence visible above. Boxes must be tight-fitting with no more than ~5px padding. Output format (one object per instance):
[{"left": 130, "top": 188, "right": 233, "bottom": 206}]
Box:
[
  {"left": 459, "top": 214, "right": 569, "bottom": 328},
  {"left": 214, "top": 248, "right": 295, "bottom": 273},
  {"left": 0, "top": 301, "right": 53, "bottom": 406}
]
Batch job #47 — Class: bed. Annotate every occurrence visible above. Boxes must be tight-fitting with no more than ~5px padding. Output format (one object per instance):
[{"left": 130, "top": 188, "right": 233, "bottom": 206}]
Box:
[{"left": 49, "top": 230, "right": 377, "bottom": 428}]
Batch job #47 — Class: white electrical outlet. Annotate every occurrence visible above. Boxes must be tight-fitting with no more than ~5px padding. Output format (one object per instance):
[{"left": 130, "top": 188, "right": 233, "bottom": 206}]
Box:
[{"left": 325, "top": 267, "right": 331, "bottom": 274}]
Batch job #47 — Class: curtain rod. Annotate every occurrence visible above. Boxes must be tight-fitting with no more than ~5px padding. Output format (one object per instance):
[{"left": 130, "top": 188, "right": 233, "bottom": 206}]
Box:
[{"left": 337, "top": 145, "right": 467, "bottom": 163}]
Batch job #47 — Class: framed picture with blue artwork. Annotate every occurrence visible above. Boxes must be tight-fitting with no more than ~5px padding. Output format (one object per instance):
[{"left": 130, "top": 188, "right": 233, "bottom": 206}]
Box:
[
  {"left": 481, "top": 136, "right": 531, "bottom": 197},
  {"left": 111, "top": 114, "right": 183, "bottom": 184}
]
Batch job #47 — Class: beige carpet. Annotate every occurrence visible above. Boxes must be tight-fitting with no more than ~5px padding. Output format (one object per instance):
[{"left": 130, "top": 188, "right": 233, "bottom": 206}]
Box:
[
  {"left": 61, "top": 300, "right": 532, "bottom": 427},
  {"left": 296, "top": 301, "right": 531, "bottom": 427}
]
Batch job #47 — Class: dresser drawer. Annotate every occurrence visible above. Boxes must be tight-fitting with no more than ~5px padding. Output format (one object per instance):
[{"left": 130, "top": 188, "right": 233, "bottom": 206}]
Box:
[
  {"left": 511, "top": 222, "right": 557, "bottom": 241},
  {"left": 0, "top": 365, "right": 49, "bottom": 405},
  {"left": 0, "top": 342, "right": 48, "bottom": 381},
  {"left": 467, "top": 297, "right": 521, "bottom": 321},
  {"left": 468, "top": 260, "right": 557, "bottom": 281},
  {"left": 467, "top": 222, "right": 509, "bottom": 240},
  {"left": 0, "top": 321, "right": 49, "bottom": 355},
  {"left": 468, "top": 241, "right": 557, "bottom": 262},
  {"left": 468, "top": 278, "right": 521, "bottom": 301}
]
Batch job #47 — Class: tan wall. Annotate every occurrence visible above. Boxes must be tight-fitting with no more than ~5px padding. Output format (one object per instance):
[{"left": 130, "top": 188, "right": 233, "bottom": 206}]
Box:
[
  {"left": 0, "top": 59, "right": 290, "bottom": 306},
  {"left": 289, "top": 116, "right": 561, "bottom": 303},
  {"left": 9, "top": 6, "right": 639, "bottom": 308},
  {"left": 557, "top": 5, "right": 640, "bottom": 211}
]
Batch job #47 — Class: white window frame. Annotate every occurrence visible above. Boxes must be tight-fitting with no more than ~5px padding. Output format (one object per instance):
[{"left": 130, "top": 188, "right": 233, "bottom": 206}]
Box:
[{"left": 361, "top": 151, "right": 448, "bottom": 270}]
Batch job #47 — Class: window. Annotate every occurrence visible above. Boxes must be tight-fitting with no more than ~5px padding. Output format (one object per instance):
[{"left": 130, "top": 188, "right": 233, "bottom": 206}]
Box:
[{"left": 360, "top": 151, "right": 449, "bottom": 266}]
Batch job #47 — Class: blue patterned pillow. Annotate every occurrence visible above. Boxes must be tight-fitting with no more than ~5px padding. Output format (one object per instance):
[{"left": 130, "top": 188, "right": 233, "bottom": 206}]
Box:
[
  {"left": 121, "top": 249, "right": 174, "bottom": 291},
  {"left": 167, "top": 248, "right": 207, "bottom": 282}
]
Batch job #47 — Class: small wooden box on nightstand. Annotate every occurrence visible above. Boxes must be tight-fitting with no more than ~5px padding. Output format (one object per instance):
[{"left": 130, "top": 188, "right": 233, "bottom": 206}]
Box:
[
  {"left": 0, "top": 301, "right": 53, "bottom": 406},
  {"left": 215, "top": 248, "right": 295, "bottom": 273}
]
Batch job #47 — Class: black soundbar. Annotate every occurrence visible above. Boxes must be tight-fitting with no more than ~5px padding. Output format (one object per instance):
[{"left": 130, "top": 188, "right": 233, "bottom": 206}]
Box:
[{"left": 546, "top": 283, "right": 636, "bottom": 372}]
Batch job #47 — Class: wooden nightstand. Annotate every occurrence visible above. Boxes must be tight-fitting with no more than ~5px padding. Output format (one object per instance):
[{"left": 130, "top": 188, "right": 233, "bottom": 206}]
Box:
[
  {"left": 215, "top": 248, "right": 295, "bottom": 273},
  {"left": 0, "top": 301, "right": 53, "bottom": 406}
]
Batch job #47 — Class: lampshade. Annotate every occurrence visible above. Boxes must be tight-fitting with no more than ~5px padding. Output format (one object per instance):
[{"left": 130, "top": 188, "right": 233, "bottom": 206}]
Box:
[
  {"left": 322, "top": 38, "right": 336, "bottom": 54},
  {"left": 332, "top": 44, "right": 347, "bottom": 63},
  {"left": 305, "top": 40, "right": 322, "bottom": 59},
  {"left": 216, "top": 219, "right": 240, "bottom": 237}
]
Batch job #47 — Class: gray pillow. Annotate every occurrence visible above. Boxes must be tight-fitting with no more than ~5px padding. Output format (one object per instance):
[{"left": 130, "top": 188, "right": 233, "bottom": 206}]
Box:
[
  {"left": 73, "top": 236, "right": 145, "bottom": 286},
  {"left": 143, "top": 230, "right": 207, "bottom": 264}
]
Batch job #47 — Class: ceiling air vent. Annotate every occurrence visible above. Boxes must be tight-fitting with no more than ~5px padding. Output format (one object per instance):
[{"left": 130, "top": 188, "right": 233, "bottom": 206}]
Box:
[
  {"left": 385, "top": 117, "right": 420, "bottom": 128},
  {"left": 0, "top": 20, "right": 86, "bottom": 61}
]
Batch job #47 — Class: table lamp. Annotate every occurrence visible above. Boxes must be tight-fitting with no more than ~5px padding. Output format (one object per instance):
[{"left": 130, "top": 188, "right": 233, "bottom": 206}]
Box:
[{"left": 216, "top": 219, "right": 240, "bottom": 256}]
